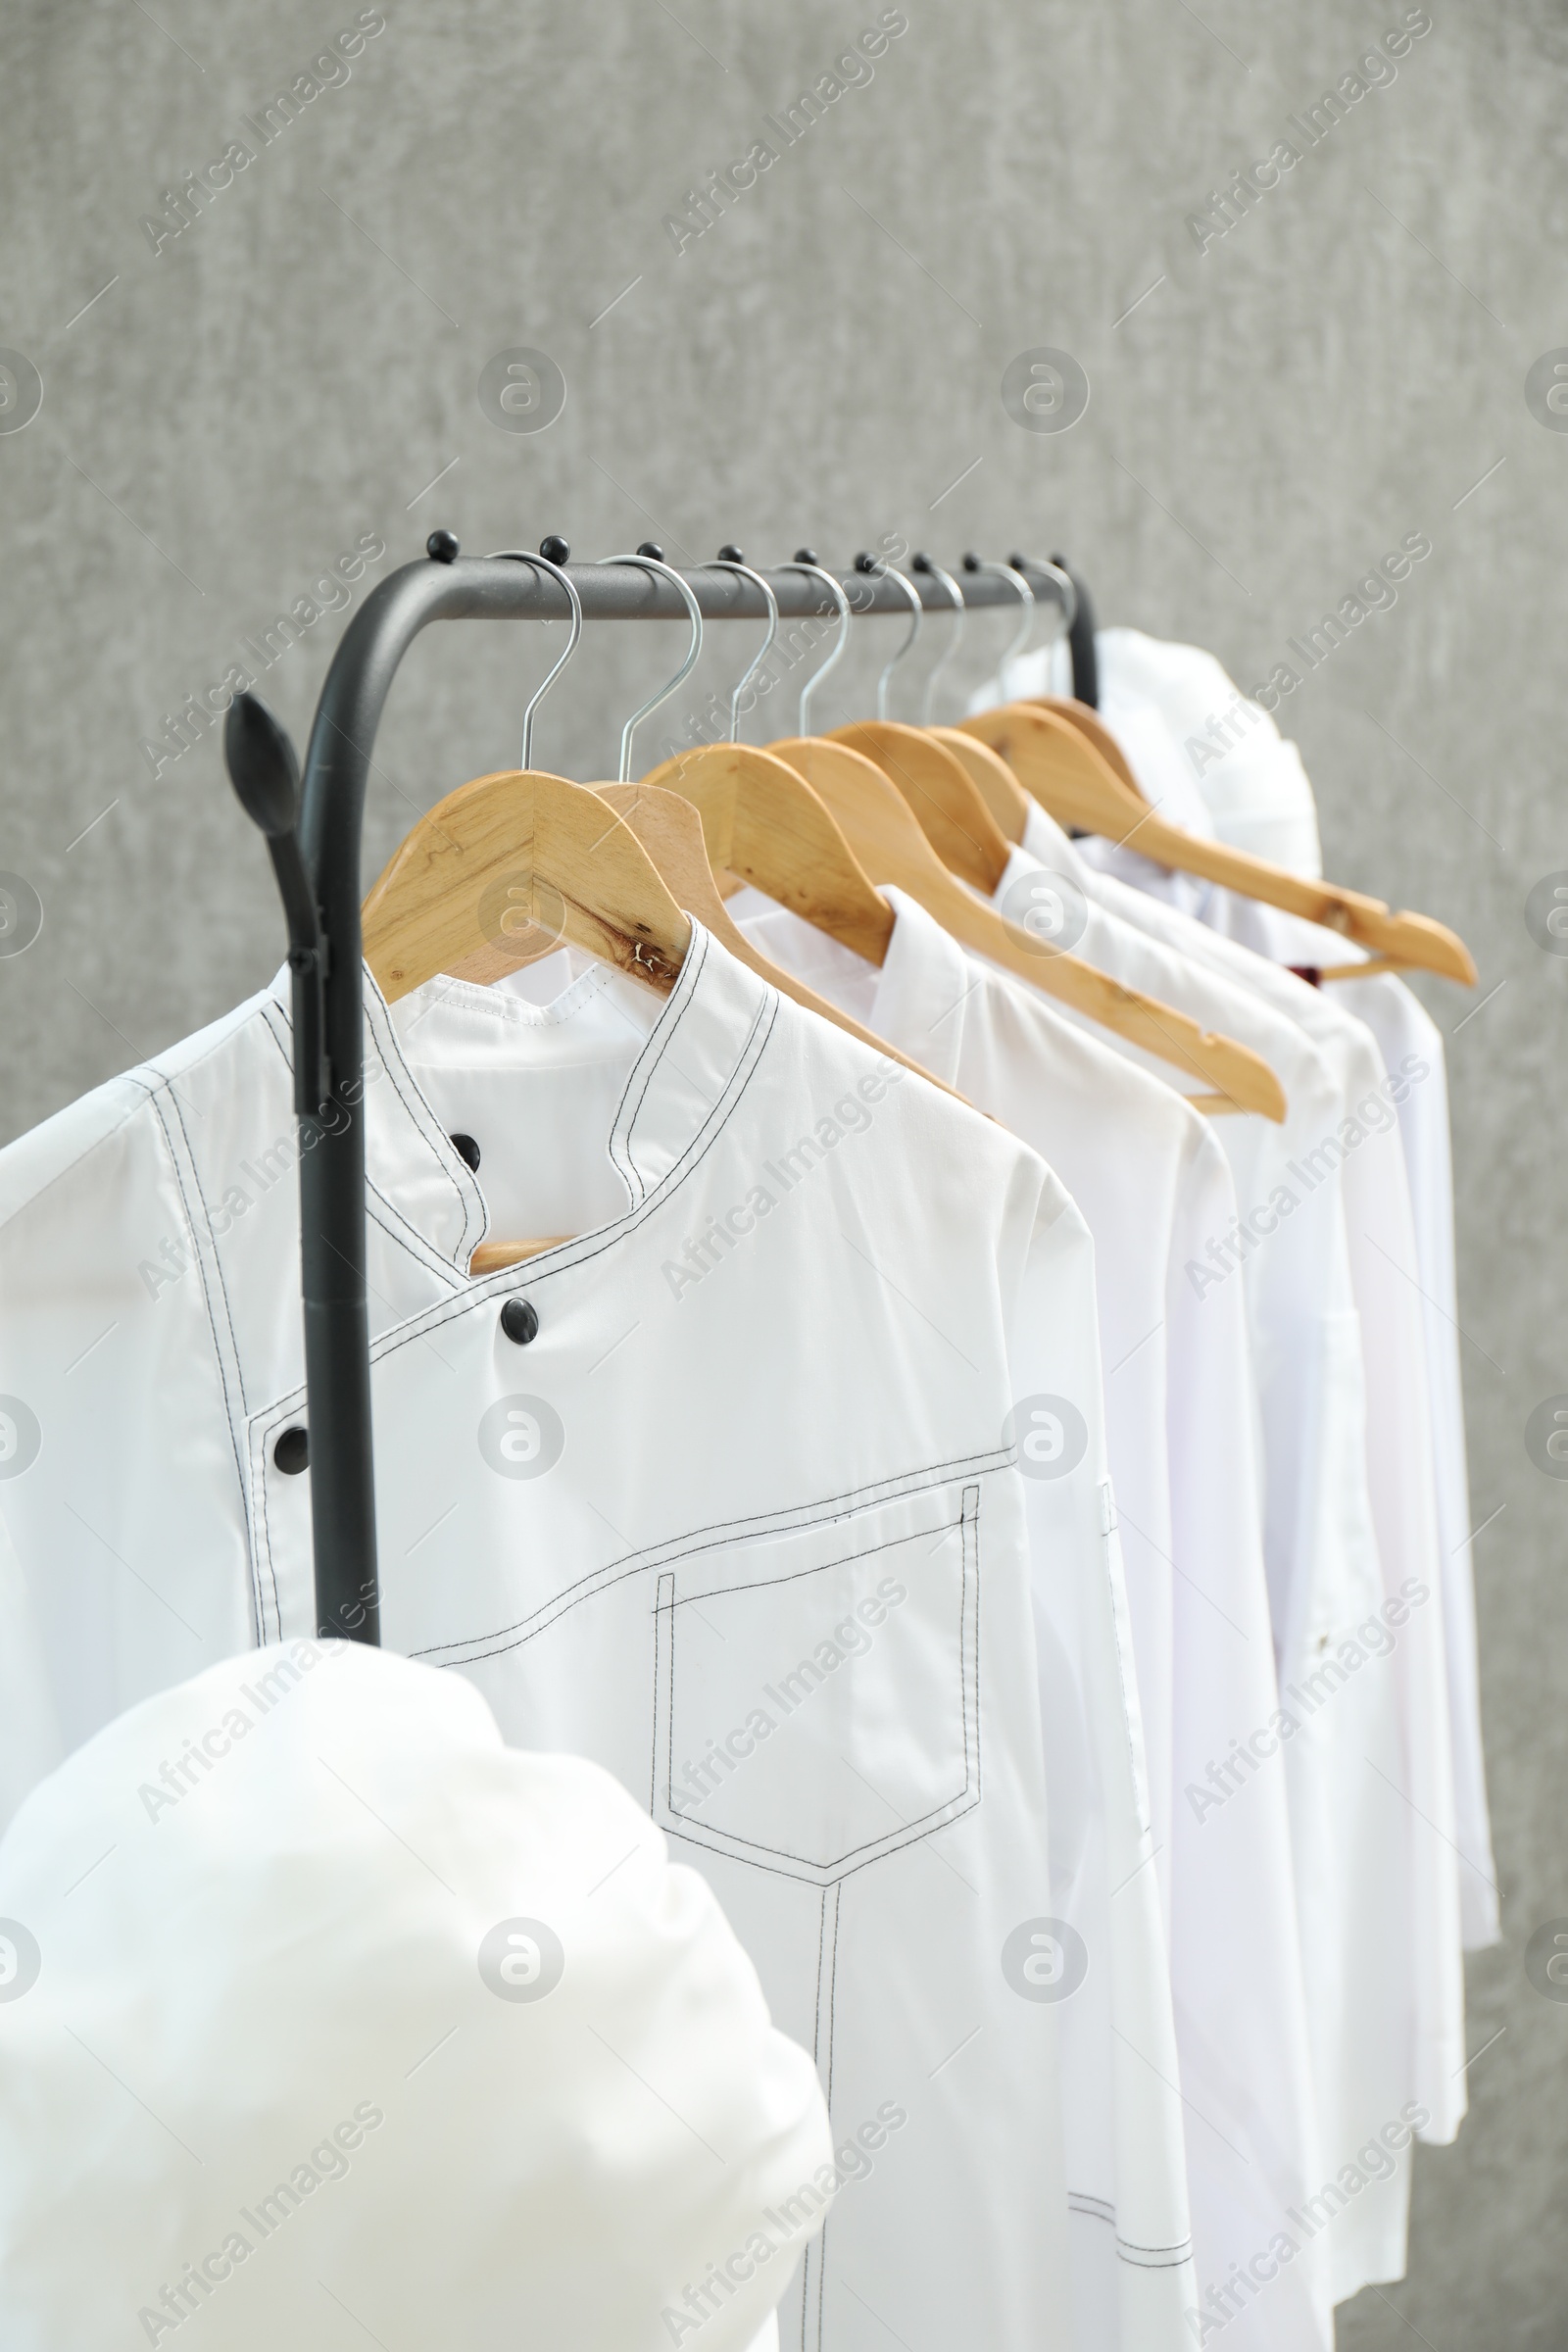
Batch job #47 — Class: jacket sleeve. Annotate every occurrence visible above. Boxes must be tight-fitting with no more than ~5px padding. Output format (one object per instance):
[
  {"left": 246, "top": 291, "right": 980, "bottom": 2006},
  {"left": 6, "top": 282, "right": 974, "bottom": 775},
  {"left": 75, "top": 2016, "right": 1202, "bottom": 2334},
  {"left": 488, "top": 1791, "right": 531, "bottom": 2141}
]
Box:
[
  {"left": 999, "top": 1159, "right": 1198, "bottom": 2351},
  {"left": 0, "top": 1077, "right": 257, "bottom": 1798}
]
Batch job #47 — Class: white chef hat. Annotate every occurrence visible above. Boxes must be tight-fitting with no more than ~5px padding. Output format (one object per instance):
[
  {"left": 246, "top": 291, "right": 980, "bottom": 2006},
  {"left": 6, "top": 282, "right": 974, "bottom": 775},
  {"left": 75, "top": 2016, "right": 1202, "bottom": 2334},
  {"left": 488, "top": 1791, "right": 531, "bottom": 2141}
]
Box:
[{"left": 0, "top": 1638, "right": 832, "bottom": 2352}]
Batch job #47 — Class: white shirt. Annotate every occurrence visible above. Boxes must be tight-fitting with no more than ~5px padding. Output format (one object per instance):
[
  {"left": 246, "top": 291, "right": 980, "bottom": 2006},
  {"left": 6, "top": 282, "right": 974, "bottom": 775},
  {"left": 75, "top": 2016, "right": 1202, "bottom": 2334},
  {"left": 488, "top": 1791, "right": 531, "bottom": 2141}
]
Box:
[
  {"left": 0, "top": 1636, "right": 833, "bottom": 2352},
  {"left": 1328, "top": 969, "right": 1497, "bottom": 1949},
  {"left": 0, "top": 925, "right": 1195, "bottom": 2352},
  {"left": 1199, "top": 903, "right": 1498, "bottom": 1951},
  {"left": 1094, "top": 628, "right": 1325, "bottom": 878},
  {"left": 994, "top": 809, "right": 1428, "bottom": 2309},
  {"left": 1066, "top": 652, "right": 1496, "bottom": 1963},
  {"left": 1057, "top": 857, "right": 1466, "bottom": 2296},
  {"left": 731, "top": 884, "right": 1327, "bottom": 2352}
]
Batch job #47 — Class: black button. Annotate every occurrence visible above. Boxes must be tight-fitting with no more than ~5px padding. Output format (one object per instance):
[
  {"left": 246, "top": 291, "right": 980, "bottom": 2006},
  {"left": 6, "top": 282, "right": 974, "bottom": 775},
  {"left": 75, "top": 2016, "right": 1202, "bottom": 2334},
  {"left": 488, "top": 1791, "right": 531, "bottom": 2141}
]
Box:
[
  {"left": 451, "top": 1133, "right": 481, "bottom": 1172},
  {"left": 274, "top": 1425, "right": 310, "bottom": 1475},
  {"left": 500, "top": 1298, "right": 539, "bottom": 1346}
]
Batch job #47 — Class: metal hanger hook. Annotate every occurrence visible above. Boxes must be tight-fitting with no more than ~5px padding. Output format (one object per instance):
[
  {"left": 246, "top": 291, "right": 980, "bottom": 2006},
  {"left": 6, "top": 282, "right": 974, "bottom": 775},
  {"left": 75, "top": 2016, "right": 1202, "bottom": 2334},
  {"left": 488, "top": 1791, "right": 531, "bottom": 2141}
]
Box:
[
  {"left": 911, "top": 552, "right": 965, "bottom": 724},
  {"left": 705, "top": 547, "right": 779, "bottom": 743},
  {"left": 598, "top": 546, "right": 705, "bottom": 781},
  {"left": 1008, "top": 553, "right": 1078, "bottom": 640},
  {"left": 488, "top": 539, "right": 583, "bottom": 770},
  {"left": 779, "top": 551, "right": 851, "bottom": 735},
  {"left": 963, "top": 555, "right": 1036, "bottom": 685},
  {"left": 854, "top": 553, "right": 922, "bottom": 721}
]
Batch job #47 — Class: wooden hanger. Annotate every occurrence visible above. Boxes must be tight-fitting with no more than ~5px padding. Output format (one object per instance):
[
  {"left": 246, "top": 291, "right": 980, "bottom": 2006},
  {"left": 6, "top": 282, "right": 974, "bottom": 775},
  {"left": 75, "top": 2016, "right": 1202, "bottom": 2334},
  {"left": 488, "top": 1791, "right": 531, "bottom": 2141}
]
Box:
[
  {"left": 827, "top": 721, "right": 1010, "bottom": 897},
  {"left": 1027, "top": 696, "right": 1144, "bottom": 795},
  {"left": 640, "top": 740, "right": 895, "bottom": 966},
  {"left": 962, "top": 702, "right": 1477, "bottom": 985},
  {"left": 764, "top": 734, "right": 1286, "bottom": 1120},
  {"left": 928, "top": 726, "right": 1031, "bottom": 843},
  {"left": 361, "top": 766, "right": 693, "bottom": 1277},
  {"left": 363, "top": 767, "right": 690, "bottom": 1000},
  {"left": 596, "top": 780, "right": 962, "bottom": 1102}
]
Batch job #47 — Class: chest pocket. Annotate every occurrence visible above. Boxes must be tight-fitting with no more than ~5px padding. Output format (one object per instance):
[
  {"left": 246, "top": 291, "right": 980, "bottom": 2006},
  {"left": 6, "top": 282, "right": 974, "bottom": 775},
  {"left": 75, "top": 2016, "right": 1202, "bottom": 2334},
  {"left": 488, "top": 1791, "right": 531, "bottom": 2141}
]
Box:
[{"left": 652, "top": 1479, "right": 981, "bottom": 1886}]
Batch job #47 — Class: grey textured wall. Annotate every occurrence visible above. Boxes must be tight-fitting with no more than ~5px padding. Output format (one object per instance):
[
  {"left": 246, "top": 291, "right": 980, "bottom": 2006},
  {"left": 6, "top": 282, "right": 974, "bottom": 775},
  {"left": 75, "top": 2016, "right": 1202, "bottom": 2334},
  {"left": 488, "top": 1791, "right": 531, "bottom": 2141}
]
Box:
[{"left": 1, "top": 1, "right": 1562, "bottom": 2339}]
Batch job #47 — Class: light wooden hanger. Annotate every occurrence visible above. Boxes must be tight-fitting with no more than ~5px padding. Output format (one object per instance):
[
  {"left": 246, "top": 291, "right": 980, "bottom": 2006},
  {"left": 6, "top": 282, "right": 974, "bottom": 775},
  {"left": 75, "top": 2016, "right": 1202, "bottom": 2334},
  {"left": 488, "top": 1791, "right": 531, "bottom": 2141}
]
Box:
[
  {"left": 362, "top": 765, "right": 693, "bottom": 1273},
  {"left": 829, "top": 720, "right": 1010, "bottom": 896},
  {"left": 929, "top": 725, "right": 1031, "bottom": 840},
  {"left": 963, "top": 700, "right": 1477, "bottom": 985},
  {"left": 598, "top": 779, "right": 961, "bottom": 1102},
  {"left": 640, "top": 554, "right": 895, "bottom": 966},
  {"left": 833, "top": 554, "right": 1027, "bottom": 879},
  {"left": 904, "top": 552, "right": 1036, "bottom": 841},
  {"left": 363, "top": 767, "right": 690, "bottom": 1004},
  {"left": 764, "top": 731, "right": 1286, "bottom": 1120},
  {"left": 360, "top": 546, "right": 716, "bottom": 1276},
  {"left": 644, "top": 738, "right": 895, "bottom": 963}
]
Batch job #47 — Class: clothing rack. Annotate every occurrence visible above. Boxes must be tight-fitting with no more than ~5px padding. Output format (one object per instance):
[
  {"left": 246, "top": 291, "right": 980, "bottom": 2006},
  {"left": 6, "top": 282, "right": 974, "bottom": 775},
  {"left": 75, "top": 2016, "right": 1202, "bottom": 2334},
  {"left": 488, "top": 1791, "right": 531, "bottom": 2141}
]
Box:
[{"left": 223, "top": 535, "right": 1089, "bottom": 1645}]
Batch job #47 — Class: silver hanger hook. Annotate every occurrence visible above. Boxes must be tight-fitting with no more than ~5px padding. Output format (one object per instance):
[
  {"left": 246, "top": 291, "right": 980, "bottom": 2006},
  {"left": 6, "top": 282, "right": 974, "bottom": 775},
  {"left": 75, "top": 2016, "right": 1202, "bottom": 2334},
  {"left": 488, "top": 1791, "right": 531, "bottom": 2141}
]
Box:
[
  {"left": 1008, "top": 553, "right": 1078, "bottom": 638},
  {"left": 704, "top": 547, "right": 778, "bottom": 743},
  {"left": 963, "top": 555, "right": 1035, "bottom": 683},
  {"left": 911, "top": 552, "right": 965, "bottom": 724},
  {"left": 854, "top": 553, "right": 922, "bottom": 720},
  {"left": 778, "top": 550, "right": 851, "bottom": 735},
  {"left": 487, "top": 537, "right": 583, "bottom": 770},
  {"left": 598, "top": 546, "right": 704, "bottom": 782}
]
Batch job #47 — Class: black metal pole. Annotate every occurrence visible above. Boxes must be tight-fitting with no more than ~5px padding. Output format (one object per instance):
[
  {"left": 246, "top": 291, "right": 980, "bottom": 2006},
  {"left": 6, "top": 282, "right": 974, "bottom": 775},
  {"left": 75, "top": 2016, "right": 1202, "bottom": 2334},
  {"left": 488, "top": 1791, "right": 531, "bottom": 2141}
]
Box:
[{"left": 1054, "top": 554, "right": 1099, "bottom": 708}]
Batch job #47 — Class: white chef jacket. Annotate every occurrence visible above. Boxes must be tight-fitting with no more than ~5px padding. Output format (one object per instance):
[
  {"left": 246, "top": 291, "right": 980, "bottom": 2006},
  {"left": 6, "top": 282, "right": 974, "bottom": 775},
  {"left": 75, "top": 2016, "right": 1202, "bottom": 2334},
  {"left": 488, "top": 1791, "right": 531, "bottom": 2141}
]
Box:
[
  {"left": 0, "top": 1638, "right": 832, "bottom": 2352},
  {"left": 729, "top": 884, "right": 1326, "bottom": 2352},
  {"left": 1328, "top": 969, "right": 1497, "bottom": 1950},
  {"left": 1059, "top": 658, "right": 1496, "bottom": 1962},
  {"left": 0, "top": 924, "right": 1195, "bottom": 2352},
  {"left": 1197, "top": 904, "right": 1498, "bottom": 1952},
  {"left": 1054, "top": 858, "right": 1466, "bottom": 2295},
  {"left": 987, "top": 811, "right": 1427, "bottom": 2311}
]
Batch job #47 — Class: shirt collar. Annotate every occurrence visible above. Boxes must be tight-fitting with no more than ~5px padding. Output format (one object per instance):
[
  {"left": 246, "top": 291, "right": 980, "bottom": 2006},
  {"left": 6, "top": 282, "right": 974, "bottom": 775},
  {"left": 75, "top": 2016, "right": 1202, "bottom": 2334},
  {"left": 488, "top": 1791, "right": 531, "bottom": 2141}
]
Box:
[
  {"left": 726, "top": 884, "right": 976, "bottom": 1092},
  {"left": 266, "top": 921, "right": 773, "bottom": 1274}
]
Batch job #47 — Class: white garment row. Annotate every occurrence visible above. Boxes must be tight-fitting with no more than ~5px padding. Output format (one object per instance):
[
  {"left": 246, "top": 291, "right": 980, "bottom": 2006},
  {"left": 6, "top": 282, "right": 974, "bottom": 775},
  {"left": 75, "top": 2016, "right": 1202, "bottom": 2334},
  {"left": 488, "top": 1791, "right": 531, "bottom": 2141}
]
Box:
[
  {"left": 977, "top": 626, "right": 1496, "bottom": 2330},
  {"left": 0, "top": 619, "right": 1493, "bottom": 2352}
]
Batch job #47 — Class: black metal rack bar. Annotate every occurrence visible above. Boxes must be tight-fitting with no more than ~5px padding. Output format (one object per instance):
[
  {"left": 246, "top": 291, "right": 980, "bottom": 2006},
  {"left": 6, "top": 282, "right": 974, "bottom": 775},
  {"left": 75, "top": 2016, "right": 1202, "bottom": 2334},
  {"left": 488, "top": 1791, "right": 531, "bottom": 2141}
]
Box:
[{"left": 224, "top": 542, "right": 1081, "bottom": 1644}]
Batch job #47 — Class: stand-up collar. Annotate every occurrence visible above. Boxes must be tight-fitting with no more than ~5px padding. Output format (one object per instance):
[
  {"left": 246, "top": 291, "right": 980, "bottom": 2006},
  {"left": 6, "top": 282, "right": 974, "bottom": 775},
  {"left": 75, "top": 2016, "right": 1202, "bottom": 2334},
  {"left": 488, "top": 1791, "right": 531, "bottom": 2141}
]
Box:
[{"left": 265, "top": 922, "right": 774, "bottom": 1274}]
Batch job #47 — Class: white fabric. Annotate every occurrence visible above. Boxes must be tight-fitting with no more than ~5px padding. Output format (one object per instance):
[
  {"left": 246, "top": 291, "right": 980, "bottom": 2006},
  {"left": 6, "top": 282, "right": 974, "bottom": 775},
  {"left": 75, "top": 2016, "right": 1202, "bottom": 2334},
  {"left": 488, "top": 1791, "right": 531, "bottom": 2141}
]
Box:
[
  {"left": 1065, "top": 651, "right": 1497, "bottom": 1963},
  {"left": 1330, "top": 974, "right": 1497, "bottom": 1949},
  {"left": 1094, "top": 629, "right": 1324, "bottom": 879},
  {"left": 0, "top": 1512, "right": 60, "bottom": 1837},
  {"left": 968, "top": 625, "right": 1324, "bottom": 877},
  {"left": 1054, "top": 857, "right": 1467, "bottom": 2291},
  {"left": 997, "top": 807, "right": 1424, "bottom": 2310},
  {"left": 730, "top": 884, "right": 1326, "bottom": 2352},
  {"left": 0, "top": 1638, "right": 833, "bottom": 2352},
  {"left": 0, "top": 923, "right": 1196, "bottom": 2351},
  {"left": 1196, "top": 906, "right": 1498, "bottom": 1952}
]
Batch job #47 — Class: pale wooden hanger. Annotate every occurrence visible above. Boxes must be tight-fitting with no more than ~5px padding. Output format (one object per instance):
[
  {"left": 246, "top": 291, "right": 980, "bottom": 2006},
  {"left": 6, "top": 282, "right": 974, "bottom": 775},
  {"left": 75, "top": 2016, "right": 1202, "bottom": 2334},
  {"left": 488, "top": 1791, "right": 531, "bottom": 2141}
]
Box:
[
  {"left": 963, "top": 701, "right": 1477, "bottom": 985},
  {"left": 928, "top": 725, "right": 1031, "bottom": 841},
  {"left": 764, "top": 733, "right": 1286, "bottom": 1120},
  {"left": 828, "top": 721, "right": 1010, "bottom": 896},
  {"left": 360, "top": 547, "right": 716, "bottom": 1276},
  {"left": 642, "top": 551, "right": 896, "bottom": 966},
  {"left": 640, "top": 740, "right": 895, "bottom": 965},
  {"left": 363, "top": 768, "right": 690, "bottom": 1003},
  {"left": 598, "top": 780, "right": 961, "bottom": 1102},
  {"left": 361, "top": 767, "right": 694, "bottom": 1274}
]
